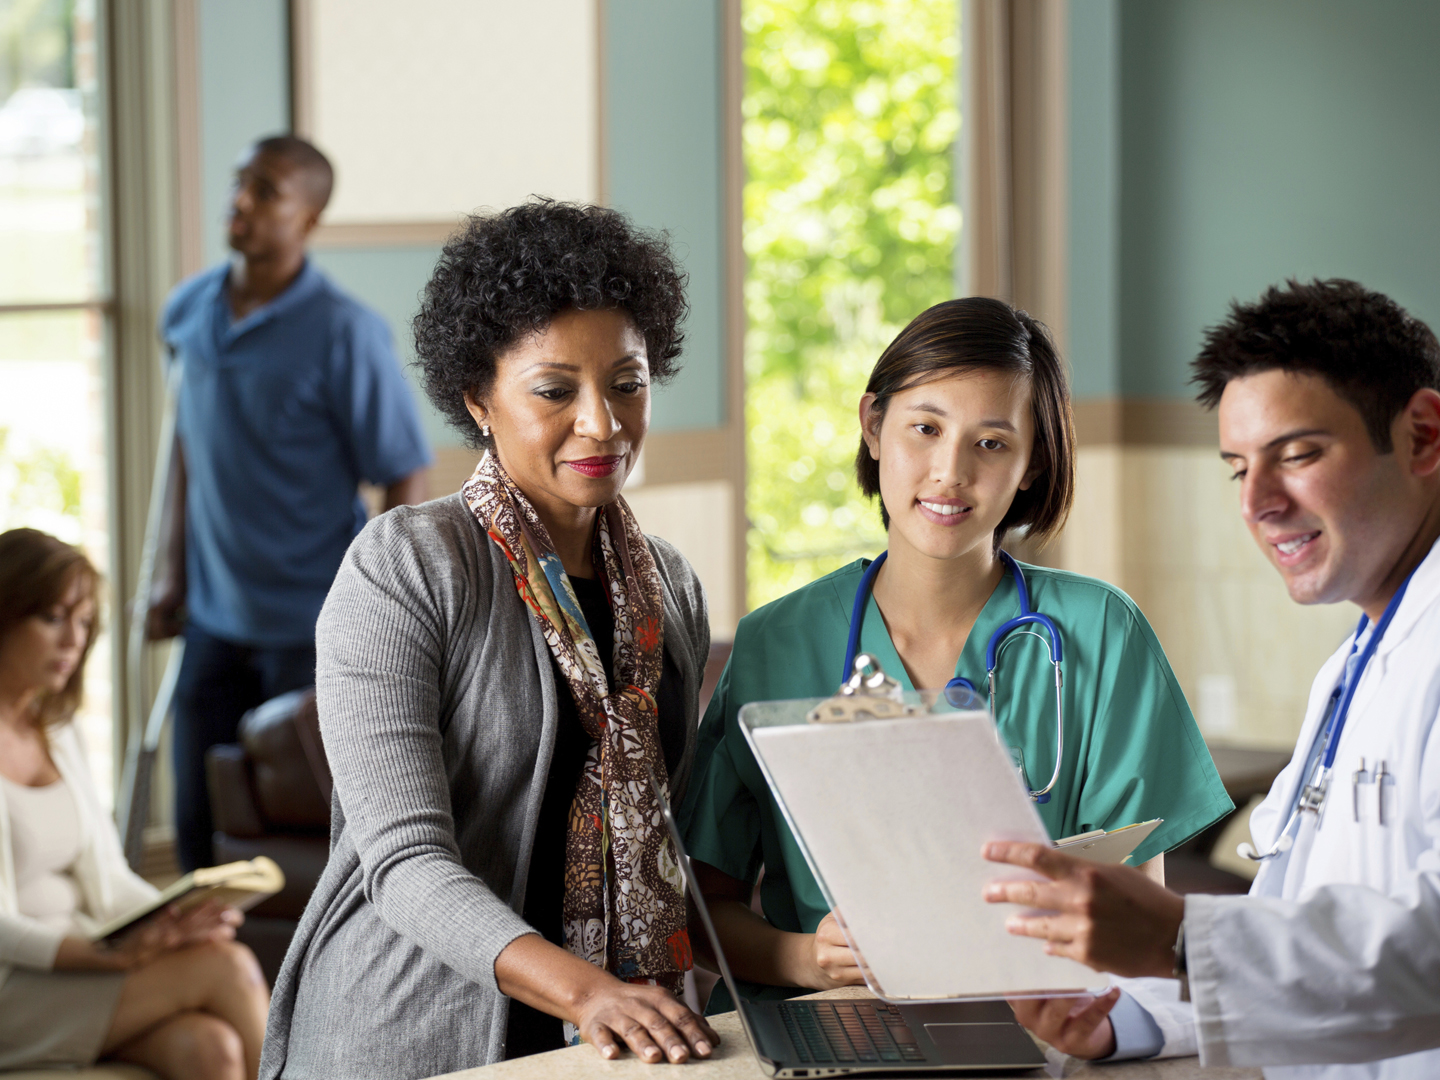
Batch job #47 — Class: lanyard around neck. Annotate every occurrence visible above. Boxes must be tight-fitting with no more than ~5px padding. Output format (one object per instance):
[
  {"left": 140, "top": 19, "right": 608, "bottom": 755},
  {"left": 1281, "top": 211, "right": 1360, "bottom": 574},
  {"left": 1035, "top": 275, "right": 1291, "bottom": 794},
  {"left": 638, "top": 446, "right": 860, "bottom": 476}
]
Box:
[{"left": 1312, "top": 565, "right": 1418, "bottom": 781}]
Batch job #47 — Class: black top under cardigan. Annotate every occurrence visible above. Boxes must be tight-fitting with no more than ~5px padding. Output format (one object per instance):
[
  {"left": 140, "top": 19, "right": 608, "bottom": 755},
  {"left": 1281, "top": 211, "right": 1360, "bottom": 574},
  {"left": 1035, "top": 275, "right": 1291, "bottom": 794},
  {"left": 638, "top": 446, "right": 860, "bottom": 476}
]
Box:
[{"left": 505, "top": 574, "right": 687, "bottom": 1058}]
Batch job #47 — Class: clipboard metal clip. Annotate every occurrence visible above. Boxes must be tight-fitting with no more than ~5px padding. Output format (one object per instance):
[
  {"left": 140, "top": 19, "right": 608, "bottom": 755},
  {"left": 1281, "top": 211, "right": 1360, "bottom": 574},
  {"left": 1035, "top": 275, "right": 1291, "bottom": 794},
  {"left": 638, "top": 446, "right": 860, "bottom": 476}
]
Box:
[{"left": 807, "top": 653, "right": 922, "bottom": 723}]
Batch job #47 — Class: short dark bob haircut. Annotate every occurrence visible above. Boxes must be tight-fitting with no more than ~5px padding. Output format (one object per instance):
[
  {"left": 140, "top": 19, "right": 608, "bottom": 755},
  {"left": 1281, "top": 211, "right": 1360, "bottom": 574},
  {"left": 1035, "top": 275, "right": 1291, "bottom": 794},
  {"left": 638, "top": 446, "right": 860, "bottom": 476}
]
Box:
[
  {"left": 856, "top": 297, "right": 1075, "bottom": 549},
  {"left": 1192, "top": 278, "right": 1440, "bottom": 452},
  {"left": 414, "top": 199, "right": 688, "bottom": 448}
]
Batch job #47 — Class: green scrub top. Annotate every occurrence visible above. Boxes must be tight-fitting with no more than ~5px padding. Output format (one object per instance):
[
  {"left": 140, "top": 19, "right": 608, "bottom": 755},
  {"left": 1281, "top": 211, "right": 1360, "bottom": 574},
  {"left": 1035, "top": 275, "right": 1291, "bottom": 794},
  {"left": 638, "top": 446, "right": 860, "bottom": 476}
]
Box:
[{"left": 677, "top": 557, "right": 1233, "bottom": 1012}]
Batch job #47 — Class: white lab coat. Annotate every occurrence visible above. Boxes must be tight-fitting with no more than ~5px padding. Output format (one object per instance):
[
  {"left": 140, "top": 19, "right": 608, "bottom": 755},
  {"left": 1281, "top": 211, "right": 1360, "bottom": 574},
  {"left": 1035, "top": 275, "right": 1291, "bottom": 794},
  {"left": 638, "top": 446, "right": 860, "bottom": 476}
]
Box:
[{"left": 1125, "top": 536, "right": 1440, "bottom": 1079}]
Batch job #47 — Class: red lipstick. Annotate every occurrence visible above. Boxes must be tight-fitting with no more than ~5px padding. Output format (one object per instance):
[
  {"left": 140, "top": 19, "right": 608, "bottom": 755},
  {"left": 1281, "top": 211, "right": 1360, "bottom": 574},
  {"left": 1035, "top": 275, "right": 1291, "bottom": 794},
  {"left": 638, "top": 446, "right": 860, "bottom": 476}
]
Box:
[{"left": 566, "top": 456, "right": 623, "bottom": 479}]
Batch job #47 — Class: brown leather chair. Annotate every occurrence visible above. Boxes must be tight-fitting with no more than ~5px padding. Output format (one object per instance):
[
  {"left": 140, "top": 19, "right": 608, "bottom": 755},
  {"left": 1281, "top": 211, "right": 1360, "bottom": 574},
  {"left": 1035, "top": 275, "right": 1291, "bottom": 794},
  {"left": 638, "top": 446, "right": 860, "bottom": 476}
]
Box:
[{"left": 205, "top": 688, "right": 331, "bottom": 984}]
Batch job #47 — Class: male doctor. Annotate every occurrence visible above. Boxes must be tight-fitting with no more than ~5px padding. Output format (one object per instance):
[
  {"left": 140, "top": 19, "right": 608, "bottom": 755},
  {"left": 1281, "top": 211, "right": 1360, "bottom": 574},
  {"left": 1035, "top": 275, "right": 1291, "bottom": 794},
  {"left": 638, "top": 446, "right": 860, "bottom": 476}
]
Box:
[{"left": 983, "top": 279, "right": 1440, "bottom": 1079}]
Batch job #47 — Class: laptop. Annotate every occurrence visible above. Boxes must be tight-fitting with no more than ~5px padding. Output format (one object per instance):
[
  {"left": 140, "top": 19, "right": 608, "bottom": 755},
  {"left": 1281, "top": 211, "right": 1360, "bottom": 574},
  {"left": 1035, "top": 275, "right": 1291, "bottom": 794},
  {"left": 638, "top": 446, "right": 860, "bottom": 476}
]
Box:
[{"left": 650, "top": 774, "right": 1047, "bottom": 1077}]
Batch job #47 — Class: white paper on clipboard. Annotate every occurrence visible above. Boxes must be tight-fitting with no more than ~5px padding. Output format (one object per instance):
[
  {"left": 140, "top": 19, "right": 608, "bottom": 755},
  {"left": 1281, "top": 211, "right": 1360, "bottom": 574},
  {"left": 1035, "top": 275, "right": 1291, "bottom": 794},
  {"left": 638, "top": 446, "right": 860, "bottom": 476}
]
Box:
[{"left": 741, "top": 700, "right": 1108, "bottom": 1003}]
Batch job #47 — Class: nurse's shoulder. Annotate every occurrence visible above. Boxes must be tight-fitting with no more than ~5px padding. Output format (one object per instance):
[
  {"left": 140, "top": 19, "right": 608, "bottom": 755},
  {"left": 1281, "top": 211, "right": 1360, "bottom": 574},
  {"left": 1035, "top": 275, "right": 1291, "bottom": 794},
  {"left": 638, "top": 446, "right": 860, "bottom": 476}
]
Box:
[
  {"left": 725, "top": 558, "right": 868, "bottom": 703},
  {"left": 1013, "top": 560, "right": 1170, "bottom": 653}
]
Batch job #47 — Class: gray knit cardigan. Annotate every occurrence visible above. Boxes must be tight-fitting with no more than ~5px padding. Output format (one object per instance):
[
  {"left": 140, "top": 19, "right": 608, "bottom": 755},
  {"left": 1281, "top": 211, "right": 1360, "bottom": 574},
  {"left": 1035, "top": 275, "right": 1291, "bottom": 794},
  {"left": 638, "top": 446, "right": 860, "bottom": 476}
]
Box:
[{"left": 259, "top": 494, "right": 710, "bottom": 1080}]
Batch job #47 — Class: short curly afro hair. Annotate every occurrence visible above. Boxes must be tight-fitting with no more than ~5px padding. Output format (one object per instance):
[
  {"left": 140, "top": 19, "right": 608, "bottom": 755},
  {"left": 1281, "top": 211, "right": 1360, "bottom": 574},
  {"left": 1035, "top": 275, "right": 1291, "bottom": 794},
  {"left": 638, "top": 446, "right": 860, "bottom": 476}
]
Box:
[{"left": 413, "top": 199, "right": 688, "bottom": 448}]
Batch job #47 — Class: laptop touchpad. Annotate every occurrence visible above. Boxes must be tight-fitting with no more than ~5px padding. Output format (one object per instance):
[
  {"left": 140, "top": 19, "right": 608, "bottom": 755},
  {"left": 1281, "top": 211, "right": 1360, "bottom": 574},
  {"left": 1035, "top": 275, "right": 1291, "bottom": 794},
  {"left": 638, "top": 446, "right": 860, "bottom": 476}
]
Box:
[{"left": 924, "top": 1022, "right": 1037, "bottom": 1063}]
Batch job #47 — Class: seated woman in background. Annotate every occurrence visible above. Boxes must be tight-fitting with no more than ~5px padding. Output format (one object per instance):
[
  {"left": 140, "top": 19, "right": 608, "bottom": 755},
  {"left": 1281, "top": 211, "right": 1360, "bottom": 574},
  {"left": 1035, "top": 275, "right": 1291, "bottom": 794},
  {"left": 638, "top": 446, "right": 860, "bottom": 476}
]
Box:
[
  {"left": 0, "top": 527, "right": 269, "bottom": 1079},
  {"left": 260, "top": 201, "right": 719, "bottom": 1080},
  {"left": 678, "top": 297, "right": 1235, "bottom": 1012}
]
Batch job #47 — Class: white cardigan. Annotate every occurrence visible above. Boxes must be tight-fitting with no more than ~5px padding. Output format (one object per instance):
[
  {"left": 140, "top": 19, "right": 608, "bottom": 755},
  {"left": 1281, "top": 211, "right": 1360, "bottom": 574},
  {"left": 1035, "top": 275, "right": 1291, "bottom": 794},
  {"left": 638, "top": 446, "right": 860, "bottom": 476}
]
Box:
[{"left": 0, "top": 723, "right": 158, "bottom": 987}]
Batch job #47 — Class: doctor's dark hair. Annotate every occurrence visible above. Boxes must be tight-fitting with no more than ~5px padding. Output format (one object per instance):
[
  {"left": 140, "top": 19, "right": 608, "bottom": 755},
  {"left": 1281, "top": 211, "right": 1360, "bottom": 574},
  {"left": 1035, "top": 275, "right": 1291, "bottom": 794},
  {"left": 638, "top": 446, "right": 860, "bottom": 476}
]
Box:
[
  {"left": 413, "top": 199, "right": 687, "bottom": 448},
  {"left": 1192, "top": 279, "right": 1440, "bottom": 452},
  {"left": 855, "top": 297, "right": 1075, "bottom": 548}
]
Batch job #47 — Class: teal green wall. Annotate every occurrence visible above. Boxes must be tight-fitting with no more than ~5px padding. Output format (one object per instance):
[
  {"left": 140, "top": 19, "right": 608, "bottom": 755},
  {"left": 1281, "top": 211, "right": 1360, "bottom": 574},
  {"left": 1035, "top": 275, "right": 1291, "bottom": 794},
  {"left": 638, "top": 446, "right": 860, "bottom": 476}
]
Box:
[
  {"left": 192, "top": 1, "right": 728, "bottom": 448},
  {"left": 1069, "top": 0, "right": 1440, "bottom": 402},
  {"left": 196, "top": 0, "right": 289, "bottom": 266},
  {"left": 605, "top": 0, "right": 728, "bottom": 430},
  {"left": 307, "top": 247, "right": 454, "bottom": 449},
  {"left": 1066, "top": 0, "right": 1120, "bottom": 401}
]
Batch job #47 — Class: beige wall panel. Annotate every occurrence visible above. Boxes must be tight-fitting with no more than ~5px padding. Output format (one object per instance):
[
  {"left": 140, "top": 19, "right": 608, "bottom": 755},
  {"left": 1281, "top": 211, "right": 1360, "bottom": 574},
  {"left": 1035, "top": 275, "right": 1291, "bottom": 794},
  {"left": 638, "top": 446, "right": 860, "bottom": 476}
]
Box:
[
  {"left": 1058, "top": 447, "right": 1124, "bottom": 586},
  {"left": 431, "top": 446, "right": 481, "bottom": 499},
  {"left": 624, "top": 481, "right": 737, "bottom": 640},
  {"left": 1058, "top": 447, "right": 1355, "bottom": 750},
  {"left": 304, "top": 0, "right": 597, "bottom": 222}
]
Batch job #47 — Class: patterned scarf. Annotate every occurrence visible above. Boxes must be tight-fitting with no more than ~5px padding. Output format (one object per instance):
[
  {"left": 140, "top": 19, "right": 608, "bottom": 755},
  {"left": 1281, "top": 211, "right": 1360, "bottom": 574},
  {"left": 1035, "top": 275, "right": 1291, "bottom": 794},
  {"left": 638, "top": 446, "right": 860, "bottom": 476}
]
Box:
[{"left": 461, "top": 453, "right": 691, "bottom": 1016}]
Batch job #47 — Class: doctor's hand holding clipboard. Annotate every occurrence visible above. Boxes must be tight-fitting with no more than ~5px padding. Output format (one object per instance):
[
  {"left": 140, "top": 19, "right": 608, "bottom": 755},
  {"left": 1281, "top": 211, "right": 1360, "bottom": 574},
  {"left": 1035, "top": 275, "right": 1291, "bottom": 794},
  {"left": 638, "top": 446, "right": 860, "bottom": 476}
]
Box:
[{"left": 982, "top": 279, "right": 1440, "bottom": 1079}]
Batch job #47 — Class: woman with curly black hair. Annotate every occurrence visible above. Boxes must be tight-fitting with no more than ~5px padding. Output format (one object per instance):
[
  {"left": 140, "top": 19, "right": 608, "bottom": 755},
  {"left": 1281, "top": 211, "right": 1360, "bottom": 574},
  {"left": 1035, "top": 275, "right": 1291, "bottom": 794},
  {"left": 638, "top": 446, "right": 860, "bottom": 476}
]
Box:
[{"left": 260, "top": 201, "right": 719, "bottom": 1078}]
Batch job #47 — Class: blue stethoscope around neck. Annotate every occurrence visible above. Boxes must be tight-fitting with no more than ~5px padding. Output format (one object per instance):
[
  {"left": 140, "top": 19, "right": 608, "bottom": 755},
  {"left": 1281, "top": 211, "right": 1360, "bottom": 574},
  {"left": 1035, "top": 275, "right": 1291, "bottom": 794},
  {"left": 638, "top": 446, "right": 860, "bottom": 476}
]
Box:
[
  {"left": 1239, "top": 564, "right": 1418, "bottom": 861},
  {"left": 843, "top": 549, "right": 1066, "bottom": 803}
]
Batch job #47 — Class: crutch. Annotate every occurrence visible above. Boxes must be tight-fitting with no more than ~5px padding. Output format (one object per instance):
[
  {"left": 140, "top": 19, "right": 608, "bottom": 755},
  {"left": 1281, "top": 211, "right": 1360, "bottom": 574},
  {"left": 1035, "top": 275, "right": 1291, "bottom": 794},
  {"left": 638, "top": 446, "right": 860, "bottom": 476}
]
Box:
[{"left": 116, "top": 360, "right": 186, "bottom": 870}]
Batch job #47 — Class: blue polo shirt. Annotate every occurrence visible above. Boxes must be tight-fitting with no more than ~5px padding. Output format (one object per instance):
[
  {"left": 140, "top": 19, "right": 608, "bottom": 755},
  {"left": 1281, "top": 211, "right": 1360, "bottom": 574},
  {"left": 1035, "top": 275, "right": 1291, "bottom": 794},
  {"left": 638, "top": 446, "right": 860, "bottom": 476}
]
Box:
[{"left": 161, "top": 260, "right": 432, "bottom": 647}]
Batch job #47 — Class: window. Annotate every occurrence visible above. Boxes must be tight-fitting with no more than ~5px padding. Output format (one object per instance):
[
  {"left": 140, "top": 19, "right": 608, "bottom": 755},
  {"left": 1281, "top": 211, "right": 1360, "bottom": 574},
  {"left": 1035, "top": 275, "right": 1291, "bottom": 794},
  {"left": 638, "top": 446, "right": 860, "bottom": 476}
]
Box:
[
  {"left": 0, "top": 0, "right": 115, "bottom": 806},
  {"left": 742, "top": 0, "right": 960, "bottom": 607}
]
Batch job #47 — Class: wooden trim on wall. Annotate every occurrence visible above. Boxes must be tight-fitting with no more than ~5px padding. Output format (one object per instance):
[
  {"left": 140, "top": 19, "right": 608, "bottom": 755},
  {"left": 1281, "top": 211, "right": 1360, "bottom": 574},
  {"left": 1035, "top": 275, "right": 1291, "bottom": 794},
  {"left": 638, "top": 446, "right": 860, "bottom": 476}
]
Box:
[
  {"left": 1008, "top": 0, "right": 1067, "bottom": 351},
  {"left": 105, "top": 0, "right": 183, "bottom": 774},
  {"left": 172, "top": 0, "right": 202, "bottom": 277},
  {"left": 961, "top": 0, "right": 1068, "bottom": 347},
  {"left": 289, "top": 0, "right": 314, "bottom": 136},
  {"left": 1072, "top": 398, "right": 1220, "bottom": 447},
  {"left": 960, "top": 0, "right": 1011, "bottom": 301},
  {"left": 721, "top": 0, "right": 747, "bottom": 625},
  {"left": 0, "top": 300, "right": 109, "bottom": 314},
  {"left": 308, "top": 220, "right": 462, "bottom": 248}
]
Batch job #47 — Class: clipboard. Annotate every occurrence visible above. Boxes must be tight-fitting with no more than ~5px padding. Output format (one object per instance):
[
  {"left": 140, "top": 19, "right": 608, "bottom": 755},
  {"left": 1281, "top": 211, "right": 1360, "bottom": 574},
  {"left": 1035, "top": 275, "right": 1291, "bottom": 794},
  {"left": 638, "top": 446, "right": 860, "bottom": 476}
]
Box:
[
  {"left": 739, "top": 673, "right": 1108, "bottom": 1003},
  {"left": 1056, "top": 819, "right": 1162, "bottom": 864}
]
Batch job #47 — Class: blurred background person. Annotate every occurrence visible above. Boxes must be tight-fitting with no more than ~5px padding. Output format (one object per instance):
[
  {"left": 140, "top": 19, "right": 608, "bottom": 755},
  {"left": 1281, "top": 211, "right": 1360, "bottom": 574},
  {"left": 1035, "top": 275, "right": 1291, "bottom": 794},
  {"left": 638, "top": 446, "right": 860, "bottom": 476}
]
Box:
[
  {"left": 0, "top": 527, "right": 269, "bottom": 1079},
  {"left": 147, "top": 135, "right": 433, "bottom": 872}
]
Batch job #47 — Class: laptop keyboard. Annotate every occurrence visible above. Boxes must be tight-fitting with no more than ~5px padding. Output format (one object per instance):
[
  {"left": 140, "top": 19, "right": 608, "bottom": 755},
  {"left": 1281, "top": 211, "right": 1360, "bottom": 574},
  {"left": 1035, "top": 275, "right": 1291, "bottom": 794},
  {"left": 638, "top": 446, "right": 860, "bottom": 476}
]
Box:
[{"left": 777, "top": 1000, "right": 927, "bottom": 1065}]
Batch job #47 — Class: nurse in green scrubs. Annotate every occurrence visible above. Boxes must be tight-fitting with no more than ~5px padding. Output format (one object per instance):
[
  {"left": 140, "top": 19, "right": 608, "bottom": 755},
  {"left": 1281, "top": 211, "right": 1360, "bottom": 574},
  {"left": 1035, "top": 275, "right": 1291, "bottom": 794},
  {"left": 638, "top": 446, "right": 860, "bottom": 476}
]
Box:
[{"left": 678, "top": 296, "right": 1233, "bottom": 1013}]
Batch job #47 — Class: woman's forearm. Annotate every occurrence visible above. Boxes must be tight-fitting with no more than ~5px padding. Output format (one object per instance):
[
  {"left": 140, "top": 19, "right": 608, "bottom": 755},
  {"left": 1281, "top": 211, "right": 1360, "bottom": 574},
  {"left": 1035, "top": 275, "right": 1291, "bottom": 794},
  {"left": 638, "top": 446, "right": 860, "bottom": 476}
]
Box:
[
  {"left": 53, "top": 935, "right": 127, "bottom": 971},
  {"left": 496, "top": 932, "right": 720, "bottom": 1063},
  {"left": 494, "top": 932, "right": 614, "bottom": 1021},
  {"left": 702, "top": 899, "right": 823, "bottom": 990}
]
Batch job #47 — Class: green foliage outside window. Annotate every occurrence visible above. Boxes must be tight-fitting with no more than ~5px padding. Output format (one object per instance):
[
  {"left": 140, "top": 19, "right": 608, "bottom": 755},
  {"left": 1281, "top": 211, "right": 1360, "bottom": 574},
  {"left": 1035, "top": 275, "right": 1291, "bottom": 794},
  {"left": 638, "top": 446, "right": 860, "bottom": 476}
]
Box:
[
  {"left": 0, "top": 426, "right": 83, "bottom": 537},
  {"left": 744, "top": 0, "right": 960, "bottom": 610}
]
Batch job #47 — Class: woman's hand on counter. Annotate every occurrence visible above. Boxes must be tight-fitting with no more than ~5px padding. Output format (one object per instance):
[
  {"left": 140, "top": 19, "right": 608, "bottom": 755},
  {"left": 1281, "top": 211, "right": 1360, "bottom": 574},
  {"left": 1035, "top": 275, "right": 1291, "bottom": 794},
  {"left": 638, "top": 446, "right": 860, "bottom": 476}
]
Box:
[
  {"left": 495, "top": 933, "right": 719, "bottom": 1064},
  {"left": 1008, "top": 987, "right": 1120, "bottom": 1060},
  {"left": 572, "top": 976, "right": 720, "bottom": 1064}
]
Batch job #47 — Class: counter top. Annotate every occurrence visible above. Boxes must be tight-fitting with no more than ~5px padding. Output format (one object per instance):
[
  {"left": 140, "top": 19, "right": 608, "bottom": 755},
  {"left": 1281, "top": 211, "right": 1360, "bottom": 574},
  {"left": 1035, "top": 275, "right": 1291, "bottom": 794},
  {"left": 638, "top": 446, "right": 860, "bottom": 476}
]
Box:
[{"left": 430, "top": 989, "right": 1260, "bottom": 1080}]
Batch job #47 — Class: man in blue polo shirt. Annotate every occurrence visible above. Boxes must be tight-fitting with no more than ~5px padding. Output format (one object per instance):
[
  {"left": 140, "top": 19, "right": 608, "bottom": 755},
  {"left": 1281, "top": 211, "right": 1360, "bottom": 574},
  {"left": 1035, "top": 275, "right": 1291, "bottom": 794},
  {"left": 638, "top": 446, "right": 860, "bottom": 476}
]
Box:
[{"left": 150, "top": 135, "right": 431, "bottom": 870}]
